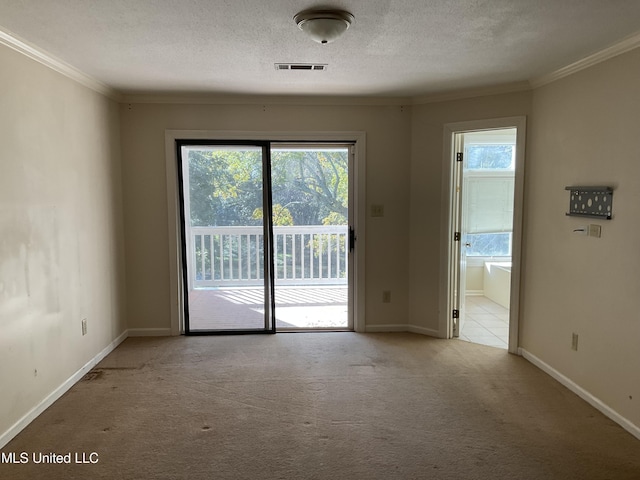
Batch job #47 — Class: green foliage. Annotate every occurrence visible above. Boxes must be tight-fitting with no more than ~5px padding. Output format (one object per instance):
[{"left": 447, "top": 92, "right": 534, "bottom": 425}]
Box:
[
  {"left": 188, "top": 148, "right": 263, "bottom": 226},
  {"left": 271, "top": 149, "right": 348, "bottom": 226},
  {"left": 188, "top": 147, "right": 349, "bottom": 227},
  {"left": 322, "top": 211, "right": 347, "bottom": 226},
  {"left": 252, "top": 204, "right": 294, "bottom": 226}
]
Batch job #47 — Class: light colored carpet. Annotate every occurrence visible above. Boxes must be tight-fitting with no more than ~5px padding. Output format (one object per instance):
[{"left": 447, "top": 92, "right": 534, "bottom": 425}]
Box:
[{"left": 2, "top": 333, "right": 639, "bottom": 479}]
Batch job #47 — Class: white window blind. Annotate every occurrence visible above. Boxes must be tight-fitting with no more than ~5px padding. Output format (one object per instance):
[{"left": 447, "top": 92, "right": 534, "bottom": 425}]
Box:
[{"left": 464, "top": 176, "right": 514, "bottom": 234}]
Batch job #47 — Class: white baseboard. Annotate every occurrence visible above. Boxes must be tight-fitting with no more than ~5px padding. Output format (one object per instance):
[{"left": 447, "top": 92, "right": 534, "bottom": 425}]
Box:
[
  {"left": 0, "top": 329, "right": 128, "bottom": 450},
  {"left": 520, "top": 348, "right": 640, "bottom": 441},
  {"left": 365, "top": 324, "right": 410, "bottom": 333},
  {"left": 408, "top": 325, "right": 443, "bottom": 338},
  {"left": 365, "top": 324, "right": 441, "bottom": 338},
  {"left": 465, "top": 290, "right": 485, "bottom": 296},
  {"left": 127, "top": 328, "right": 172, "bottom": 337}
]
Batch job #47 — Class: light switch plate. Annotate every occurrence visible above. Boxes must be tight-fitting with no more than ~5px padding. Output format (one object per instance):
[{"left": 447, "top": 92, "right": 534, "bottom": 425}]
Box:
[{"left": 371, "top": 205, "right": 384, "bottom": 217}]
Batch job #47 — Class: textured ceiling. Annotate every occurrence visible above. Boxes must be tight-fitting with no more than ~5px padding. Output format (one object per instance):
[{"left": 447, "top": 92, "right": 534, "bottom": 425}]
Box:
[{"left": 1, "top": 0, "right": 640, "bottom": 98}]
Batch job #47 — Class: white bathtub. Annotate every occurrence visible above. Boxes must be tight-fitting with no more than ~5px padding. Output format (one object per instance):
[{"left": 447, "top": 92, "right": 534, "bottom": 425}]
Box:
[{"left": 483, "top": 262, "right": 511, "bottom": 309}]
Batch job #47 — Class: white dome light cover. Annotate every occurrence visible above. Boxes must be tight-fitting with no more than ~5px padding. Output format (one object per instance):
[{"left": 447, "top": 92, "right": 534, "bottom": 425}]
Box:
[{"left": 294, "top": 10, "right": 354, "bottom": 44}]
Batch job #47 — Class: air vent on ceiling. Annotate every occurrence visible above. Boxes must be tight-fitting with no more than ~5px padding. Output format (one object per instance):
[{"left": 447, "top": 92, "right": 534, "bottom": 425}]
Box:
[{"left": 275, "top": 63, "right": 327, "bottom": 71}]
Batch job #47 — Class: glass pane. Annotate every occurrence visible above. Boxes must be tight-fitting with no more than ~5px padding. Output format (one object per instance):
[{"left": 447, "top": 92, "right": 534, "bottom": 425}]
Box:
[
  {"left": 466, "top": 145, "right": 514, "bottom": 170},
  {"left": 182, "top": 145, "right": 271, "bottom": 332},
  {"left": 270, "top": 147, "right": 349, "bottom": 329},
  {"left": 466, "top": 233, "right": 511, "bottom": 256}
]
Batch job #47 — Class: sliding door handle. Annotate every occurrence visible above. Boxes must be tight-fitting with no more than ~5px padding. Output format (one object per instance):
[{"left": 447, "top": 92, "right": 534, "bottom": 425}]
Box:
[{"left": 349, "top": 226, "right": 356, "bottom": 252}]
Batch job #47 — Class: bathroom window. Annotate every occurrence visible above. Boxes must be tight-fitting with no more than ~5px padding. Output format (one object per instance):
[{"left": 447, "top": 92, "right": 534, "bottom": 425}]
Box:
[
  {"left": 466, "top": 144, "right": 514, "bottom": 170},
  {"left": 466, "top": 232, "right": 512, "bottom": 257}
]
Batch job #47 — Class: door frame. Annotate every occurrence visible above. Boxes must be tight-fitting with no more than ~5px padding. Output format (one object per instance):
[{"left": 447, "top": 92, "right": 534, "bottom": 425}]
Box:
[
  {"left": 439, "top": 117, "right": 526, "bottom": 354},
  {"left": 164, "top": 130, "right": 366, "bottom": 335}
]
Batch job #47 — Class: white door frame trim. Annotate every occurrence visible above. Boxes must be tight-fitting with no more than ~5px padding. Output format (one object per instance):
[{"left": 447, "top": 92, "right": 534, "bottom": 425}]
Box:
[
  {"left": 164, "top": 130, "right": 367, "bottom": 335},
  {"left": 439, "top": 117, "right": 526, "bottom": 354}
]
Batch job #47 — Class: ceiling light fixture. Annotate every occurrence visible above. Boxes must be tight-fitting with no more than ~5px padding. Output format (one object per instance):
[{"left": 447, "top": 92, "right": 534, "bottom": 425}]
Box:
[{"left": 293, "top": 9, "right": 354, "bottom": 44}]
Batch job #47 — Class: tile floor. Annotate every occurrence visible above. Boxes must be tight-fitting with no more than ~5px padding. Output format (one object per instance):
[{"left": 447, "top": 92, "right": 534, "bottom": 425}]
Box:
[{"left": 459, "top": 295, "right": 509, "bottom": 349}]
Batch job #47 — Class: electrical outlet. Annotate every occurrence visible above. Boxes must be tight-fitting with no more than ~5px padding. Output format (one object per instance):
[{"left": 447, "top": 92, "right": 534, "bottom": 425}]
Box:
[
  {"left": 571, "top": 332, "right": 578, "bottom": 351},
  {"left": 382, "top": 291, "right": 391, "bottom": 303},
  {"left": 82, "top": 318, "right": 87, "bottom": 336}
]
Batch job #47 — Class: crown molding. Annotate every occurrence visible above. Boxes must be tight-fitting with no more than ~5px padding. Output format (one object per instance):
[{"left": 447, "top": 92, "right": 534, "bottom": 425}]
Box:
[
  {"left": 3, "top": 22, "right": 639, "bottom": 107},
  {"left": 411, "top": 81, "right": 531, "bottom": 105},
  {"left": 124, "top": 85, "right": 531, "bottom": 107},
  {"left": 530, "top": 30, "right": 640, "bottom": 89},
  {"left": 0, "top": 28, "right": 122, "bottom": 102},
  {"left": 121, "top": 93, "right": 411, "bottom": 106}
]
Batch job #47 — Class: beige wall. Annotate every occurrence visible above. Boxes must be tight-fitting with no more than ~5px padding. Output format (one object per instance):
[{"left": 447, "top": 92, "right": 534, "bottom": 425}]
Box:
[
  {"left": 408, "top": 92, "right": 532, "bottom": 333},
  {"left": 0, "top": 45, "right": 127, "bottom": 438},
  {"left": 120, "top": 102, "right": 412, "bottom": 330},
  {"left": 523, "top": 48, "right": 640, "bottom": 427},
  {"left": 122, "top": 95, "right": 532, "bottom": 335}
]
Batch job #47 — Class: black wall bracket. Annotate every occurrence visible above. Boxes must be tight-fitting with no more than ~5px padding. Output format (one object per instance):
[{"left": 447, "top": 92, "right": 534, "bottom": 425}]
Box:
[{"left": 565, "top": 186, "right": 613, "bottom": 219}]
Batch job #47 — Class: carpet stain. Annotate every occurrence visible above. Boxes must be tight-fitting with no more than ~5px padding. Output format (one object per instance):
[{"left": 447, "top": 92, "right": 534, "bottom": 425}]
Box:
[
  {"left": 82, "top": 365, "right": 146, "bottom": 382},
  {"left": 95, "top": 365, "right": 145, "bottom": 371},
  {"left": 331, "top": 420, "right": 365, "bottom": 426},
  {"left": 81, "top": 371, "right": 104, "bottom": 381}
]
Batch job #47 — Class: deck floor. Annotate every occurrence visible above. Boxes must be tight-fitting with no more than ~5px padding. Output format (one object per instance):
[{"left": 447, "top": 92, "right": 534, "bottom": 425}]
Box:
[{"left": 188, "top": 285, "right": 348, "bottom": 331}]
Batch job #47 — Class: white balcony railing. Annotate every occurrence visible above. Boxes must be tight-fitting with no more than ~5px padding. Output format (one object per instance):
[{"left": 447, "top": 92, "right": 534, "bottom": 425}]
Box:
[{"left": 190, "top": 225, "right": 348, "bottom": 287}]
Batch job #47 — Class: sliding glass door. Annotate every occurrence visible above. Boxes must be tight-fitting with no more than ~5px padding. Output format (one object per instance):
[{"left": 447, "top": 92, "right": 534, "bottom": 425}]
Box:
[
  {"left": 270, "top": 145, "right": 350, "bottom": 330},
  {"left": 177, "top": 141, "right": 275, "bottom": 333},
  {"left": 177, "top": 140, "right": 352, "bottom": 334}
]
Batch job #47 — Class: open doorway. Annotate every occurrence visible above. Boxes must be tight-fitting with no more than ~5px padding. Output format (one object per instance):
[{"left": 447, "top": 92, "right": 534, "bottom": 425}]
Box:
[
  {"left": 443, "top": 117, "right": 526, "bottom": 353},
  {"left": 456, "top": 129, "right": 516, "bottom": 348},
  {"left": 177, "top": 141, "right": 354, "bottom": 334}
]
